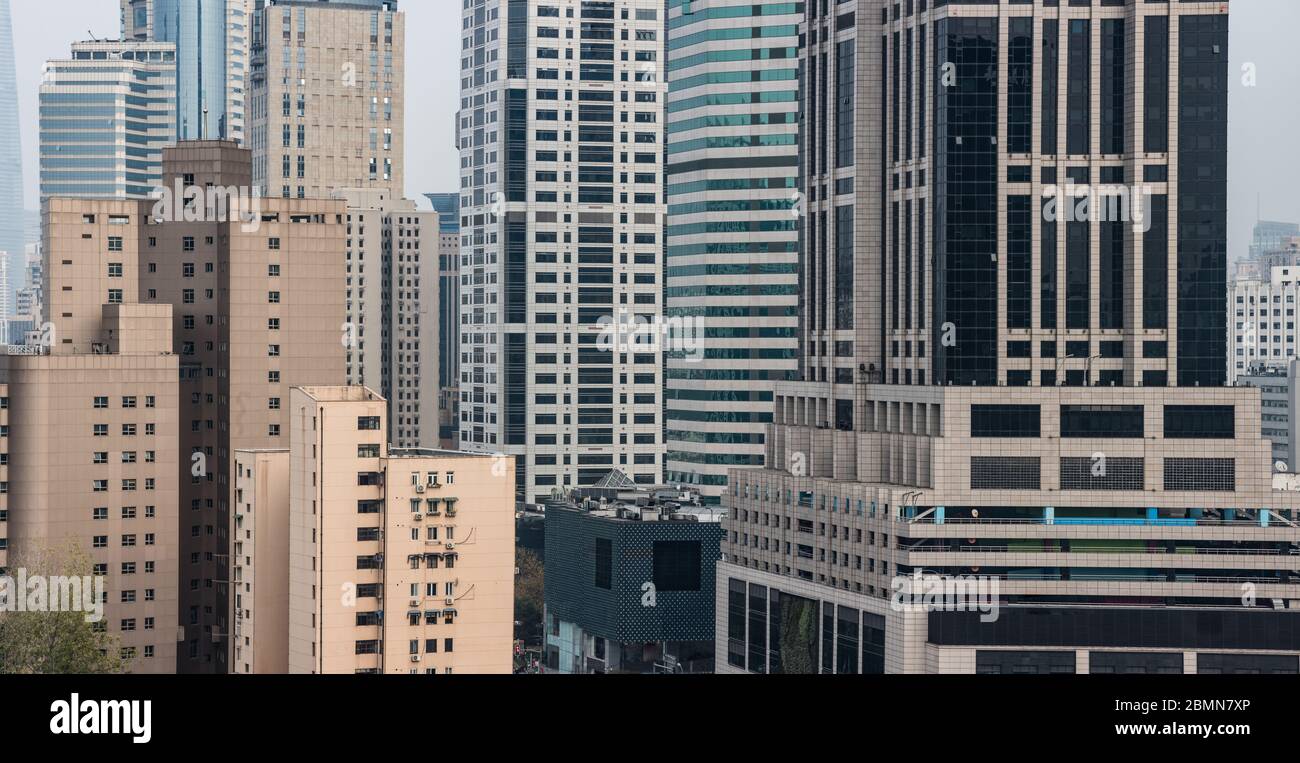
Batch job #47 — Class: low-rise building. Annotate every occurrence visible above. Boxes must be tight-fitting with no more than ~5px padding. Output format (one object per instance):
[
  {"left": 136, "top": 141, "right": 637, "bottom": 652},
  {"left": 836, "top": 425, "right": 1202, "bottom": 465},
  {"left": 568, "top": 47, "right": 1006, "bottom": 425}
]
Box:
[
  {"left": 228, "top": 386, "right": 517, "bottom": 674},
  {"left": 0, "top": 303, "right": 179, "bottom": 672},
  {"left": 1230, "top": 265, "right": 1300, "bottom": 384},
  {"left": 543, "top": 474, "right": 724, "bottom": 674},
  {"left": 720, "top": 385, "right": 1300, "bottom": 675},
  {"left": 1238, "top": 361, "right": 1299, "bottom": 472}
]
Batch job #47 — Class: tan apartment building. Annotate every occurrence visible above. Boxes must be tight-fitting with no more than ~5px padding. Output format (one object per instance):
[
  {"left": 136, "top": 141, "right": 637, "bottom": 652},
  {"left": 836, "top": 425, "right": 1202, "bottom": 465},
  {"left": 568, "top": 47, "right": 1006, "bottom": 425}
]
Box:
[
  {"left": 282, "top": 386, "right": 515, "bottom": 674},
  {"left": 42, "top": 140, "right": 348, "bottom": 672},
  {"left": 0, "top": 302, "right": 179, "bottom": 672},
  {"left": 338, "top": 188, "right": 437, "bottom": 449},
  {"left": 248, "top": 0, "right": 405, "bottom": 199},
  {"left": 230, "top": 448, "right": 290, "bottom": 674}
]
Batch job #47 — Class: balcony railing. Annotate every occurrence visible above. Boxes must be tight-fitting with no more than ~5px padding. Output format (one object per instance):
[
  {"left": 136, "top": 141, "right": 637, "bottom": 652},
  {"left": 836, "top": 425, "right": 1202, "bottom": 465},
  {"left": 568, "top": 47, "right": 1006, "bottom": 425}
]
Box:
[
  {"left": 904, "top": 516, "right": 1285, "bottom": 528},
  {"left": 903, "top": 544, "right": 1299, "bottom": 556}
]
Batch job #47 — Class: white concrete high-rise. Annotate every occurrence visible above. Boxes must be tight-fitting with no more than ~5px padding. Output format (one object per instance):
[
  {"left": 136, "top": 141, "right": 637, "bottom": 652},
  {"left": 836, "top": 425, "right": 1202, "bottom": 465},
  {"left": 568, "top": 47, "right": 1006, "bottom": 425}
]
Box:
[
  {"left": 458, "top": 0, "right": 667, "bottom": 503},
  {"left": 1230, "top": 265, "right": 1300, "bottom": 385}
]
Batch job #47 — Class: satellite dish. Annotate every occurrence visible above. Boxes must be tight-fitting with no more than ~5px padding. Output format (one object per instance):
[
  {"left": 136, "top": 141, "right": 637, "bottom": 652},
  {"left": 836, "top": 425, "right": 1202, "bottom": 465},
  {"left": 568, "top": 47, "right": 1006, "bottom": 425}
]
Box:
[{"left": 1275, "top": 461, "right": 1289, "bottom": 473}]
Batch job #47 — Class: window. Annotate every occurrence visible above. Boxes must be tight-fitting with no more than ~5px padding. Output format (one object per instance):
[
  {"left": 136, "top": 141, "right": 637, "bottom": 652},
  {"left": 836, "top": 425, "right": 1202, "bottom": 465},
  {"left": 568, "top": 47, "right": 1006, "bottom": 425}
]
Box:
[
  {"left": 1163, "top": 458, "right": 1235, "bottom": 492},
  {"left": 970, "top": 405, "right": 1040, "bottom": 438},
  {"left": 1164, "top": 406, "right": 1234, "bottom": 439},
  {"left": 652, "top": 541, "right": 701, "bottom": 591},
  {"left": 971, "top": 457, "right": 1041, "bottom": 490},
  {"left": 1059, "top": 406, "right": 1143, "bottom": 438},
  {"left": 836, "top": 40, "right": 855, "bottom": 168},
  {"left": 1060, "top": 457, "right": 1144, "bottom": 491},
  {"left": 594, "top": 538, "right": 612, "bottom": 589},
  {"left": 977, "top": 651, "right": 1076, "bottom": 675}
]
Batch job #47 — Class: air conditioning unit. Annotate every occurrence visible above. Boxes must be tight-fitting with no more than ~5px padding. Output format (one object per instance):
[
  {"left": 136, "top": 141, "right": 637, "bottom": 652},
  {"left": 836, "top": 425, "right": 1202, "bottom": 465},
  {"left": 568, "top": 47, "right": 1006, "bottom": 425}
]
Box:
[
  {"left": 409, "top": 598, "right": 420, "bottom": 607},
  {"left": 412, "top": 514, "right": 422, "bottom": 522},
  {"left": 445, "top": 598, "right": 455, "bottom": 606},
  {"left": 414, "top": 484, "right": 425, "bottom": 494},
  {"left": 410, "top": 654, "right": 421, "bottom": 663},
  {"left": 444, "top": 542, "right": 455, "bottom": 550}
]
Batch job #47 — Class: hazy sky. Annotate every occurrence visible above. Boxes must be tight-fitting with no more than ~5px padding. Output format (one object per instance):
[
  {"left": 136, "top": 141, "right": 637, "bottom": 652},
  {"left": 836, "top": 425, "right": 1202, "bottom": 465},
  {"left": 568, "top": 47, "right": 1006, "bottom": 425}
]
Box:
[
  {"left": 10, "top": 0, "right": 462, "bottom": 210},
  {"left": 10, "top": 0, "right": 1300, "bottom": 259}
]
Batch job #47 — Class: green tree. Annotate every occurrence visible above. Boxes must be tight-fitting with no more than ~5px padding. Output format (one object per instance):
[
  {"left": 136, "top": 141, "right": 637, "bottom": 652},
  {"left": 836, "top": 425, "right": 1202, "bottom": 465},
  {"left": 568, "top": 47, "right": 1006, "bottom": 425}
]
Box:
[
  {"left": 0, "top": 542, "right": 127, "bottom": 674},
  {"left": 780, "top": 597, "right": 817, "bottom": 675},
  {"left": 514, "top": 547, "right": 545, "bottom": 645}
]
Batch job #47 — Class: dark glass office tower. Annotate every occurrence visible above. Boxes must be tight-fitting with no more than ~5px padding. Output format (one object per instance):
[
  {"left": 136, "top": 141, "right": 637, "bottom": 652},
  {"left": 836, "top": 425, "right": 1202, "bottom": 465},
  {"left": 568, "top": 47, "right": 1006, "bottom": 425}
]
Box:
[
  {"left": 797, "top": 0, "right": 1229, "bottom": 392},
  {"left": 715, "top": 2, "right": 1300, "bottom": 676}
]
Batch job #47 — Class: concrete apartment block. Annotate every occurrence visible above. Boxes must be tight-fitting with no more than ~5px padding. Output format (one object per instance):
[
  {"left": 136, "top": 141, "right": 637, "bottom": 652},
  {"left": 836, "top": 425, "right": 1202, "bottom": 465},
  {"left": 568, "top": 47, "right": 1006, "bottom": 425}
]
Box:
[
  {"left": 230, "top": 448, "right": 290, "bottom": 675},
  {"left": 337, "top": 188, "right": 438, "bottom": 449},
  {"left": 0, "top": 298, "right": 179, "bottom": 672},
  {"left": 42, "top": 140, "right": 348, "bottom": 672},
  {"left": 276, "top": 386, "right": 515, "bottom": 674}
]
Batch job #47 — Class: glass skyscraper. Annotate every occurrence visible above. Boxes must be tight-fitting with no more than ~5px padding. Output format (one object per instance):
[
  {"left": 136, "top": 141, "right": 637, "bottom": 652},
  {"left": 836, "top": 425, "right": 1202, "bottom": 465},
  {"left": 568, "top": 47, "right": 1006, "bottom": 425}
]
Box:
[
  {"left": 664, "top": 0, "right": 802, "bottom": 503},
  {"left": 0, "top": 0, "right": 23, "bottom": 315},
  {"left": 425, "top": 192, "right": 461, "bottom": 391},
  {"left": 122, "top": 0, "right": 255, "bottom": 143},
  {"left": 39, "top": 41, "right": 177, "bottom": 199}
]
